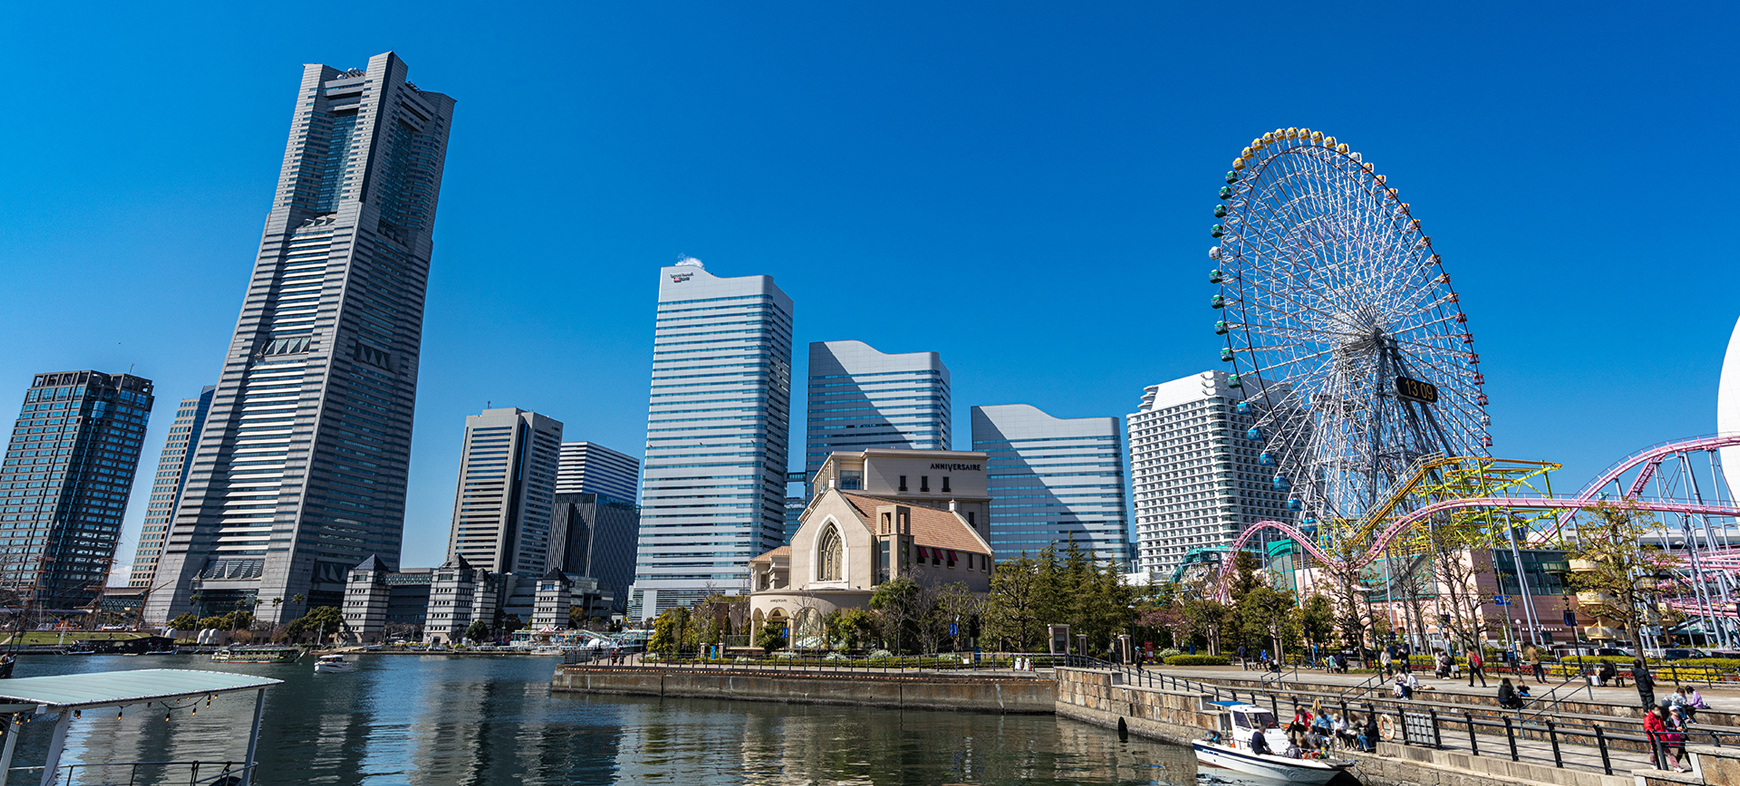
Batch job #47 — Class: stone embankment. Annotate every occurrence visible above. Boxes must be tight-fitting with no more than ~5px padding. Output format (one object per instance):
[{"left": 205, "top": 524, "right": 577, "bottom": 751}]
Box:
[{"left": 552, "top": 665, "right": 1054, "bottom": 713}]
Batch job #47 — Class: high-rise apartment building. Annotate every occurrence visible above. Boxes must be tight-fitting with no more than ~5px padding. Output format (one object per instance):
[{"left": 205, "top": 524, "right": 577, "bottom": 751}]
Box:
[
  {"left": 971, "top": 404, "right": 1131, "bottom": 565},
  {"left": 627, "top": 258, "right": 793, "bottom": 620},
  {"left": 146, "top": 52, "right": 455, "bottom": 625},
  {"left": 1127, "top": 371, "right": 1291, "bottom": 579},
  {"left": 805, "top": 341, "right": 950, "bottom": 480},
  {"left": 1, "top": 371, "right": 154, "bottom": 608},
  {"left": 127, "top": 386, "right": 215, "bottom": 589},
  {"left": 446, "top": 408, "right": 564, "bottom": 576},
  {"left": 555, "top": 441, "right": 640, "bottom": 501}
]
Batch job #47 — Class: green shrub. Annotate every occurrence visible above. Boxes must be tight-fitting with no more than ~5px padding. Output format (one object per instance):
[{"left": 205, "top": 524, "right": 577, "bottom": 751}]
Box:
[
  {"left": 1165, "top": 654, "right": 1230, "bottom": 666},
  {"left": 1157, "top": 648, "right": 1182, "bottom": 659}
]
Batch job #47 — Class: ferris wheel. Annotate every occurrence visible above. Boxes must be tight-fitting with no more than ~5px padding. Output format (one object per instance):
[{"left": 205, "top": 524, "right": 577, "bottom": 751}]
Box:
[{"left": 1209, "top": 127, "right": 1491, "bottom": 547}]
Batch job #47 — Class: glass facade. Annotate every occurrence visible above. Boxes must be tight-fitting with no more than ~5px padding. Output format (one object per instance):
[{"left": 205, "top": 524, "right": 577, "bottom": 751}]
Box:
[
  {"left": 805, "top": 341, "right": 950, "bottom": 481},
  {"left": 1127, "top": 371, "right": 1290, "bottom": 579},
  {"left": 145, "top": 52, "right": 455, "bottom": 625},
  {"left": 446, "top": 409, "right": 564, "bottom": 575},
  {"left": 127, "top": 385, "right": 214, "bottom": 588},
  {"left": 627, "top": 260, "right": 793, "bottom": 621},
  {"left": 971, "top": 404, "right": 1130, "bottom": 565},
  {"left": 555, "top": 441, "right": 641, "bottom": 502},
  {"left": 1, "top": 370, "right": 154, "bottom": 609}
]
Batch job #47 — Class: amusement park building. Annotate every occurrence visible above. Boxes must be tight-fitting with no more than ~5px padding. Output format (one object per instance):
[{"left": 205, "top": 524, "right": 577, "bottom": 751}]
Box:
[{"left": 1127, "top": 371, "right": 1290, "bottom": 580}]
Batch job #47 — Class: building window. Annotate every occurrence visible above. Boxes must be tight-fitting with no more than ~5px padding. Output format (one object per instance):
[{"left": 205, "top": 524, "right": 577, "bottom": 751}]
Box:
[
  {"left": 898, "top": 475, "right": 907, "bottom": 492},
  {"left": 966, "top": 511, "right": 976, "bottom": 527},
  {"left": 839, "top": 470, "right": 863, "bottom": 491},
  {"left": 818, "top": 525, "right": 843, "bottom": 581},
  {"left": 920, "top": 476, "right": 930, "bottom": 492},
  {"left": 941, "top": 476, "right": 951, "bottom": 493}
]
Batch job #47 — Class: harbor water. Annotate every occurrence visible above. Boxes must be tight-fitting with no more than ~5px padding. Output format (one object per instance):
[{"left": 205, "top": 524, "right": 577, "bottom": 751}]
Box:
[{"left": 10, "top": 653, "right": 1242, "bottom": 785}]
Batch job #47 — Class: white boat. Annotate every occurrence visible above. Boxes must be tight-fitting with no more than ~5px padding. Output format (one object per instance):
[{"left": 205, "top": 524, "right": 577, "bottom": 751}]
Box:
[
  {"left": 313, "top": 654, "right": 356, "bottom": 673},
  {"left": 1193, "top": 702, "right": 1353, "bottom": 784}
]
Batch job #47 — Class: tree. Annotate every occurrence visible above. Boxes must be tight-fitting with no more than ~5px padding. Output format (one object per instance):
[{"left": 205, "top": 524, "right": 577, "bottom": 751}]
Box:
[
  {"left": 285, "top": 606, "right": 345, "bottom": 644},
  {"left": 648, "top": 607, "right": 691, "bottom": 654},
  {"left": 1568, "top": 501, "right": 1680, "bottom": 657},
  {"left": 167, "top": 613, "right": 198, "bottom": 631},
  {"left": 870, "top": 577, "right": 923, "bottom": 654},
  {"left": 755, "top": 621, "right": 785, "bottom": 654},
  {"left": 1240, "top": 585, "right": 1300, "bottom": 661},
  {"left": 984, "top": 553, "right": 1045, "bottom": 651},
  {"left": 464, "top": 620, "right": 491, "bottom": 643},
  {"left": 835, "top": 608, "right": 878, "bottom": 651},
  {"left": 1301, "top": 594, "right": 1336, "bottom": 651}
]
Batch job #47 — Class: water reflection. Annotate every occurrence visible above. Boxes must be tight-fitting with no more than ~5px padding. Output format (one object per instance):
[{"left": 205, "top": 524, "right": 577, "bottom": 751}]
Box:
[{"left": 15, "top": 654, "right": 1205, "bottom": 785}]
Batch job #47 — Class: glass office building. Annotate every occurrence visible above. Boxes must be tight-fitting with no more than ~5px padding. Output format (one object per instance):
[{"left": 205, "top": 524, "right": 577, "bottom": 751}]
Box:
[
  {"left": 146, "top": 52, "right": 455, "bottom": 624},
  {"left": 627, "top": 258, "right": 793, "bottom": 620},
  {"left": 555, "top": 441, "right": 641, "bottom": 502},
  {"left": 971, "top": 404, "right": 1131, "bottom": 565},
  {"left": 445, "top": 408, "right": 564, "bottom": 575},
  {"left": 127, "top": 385, "right": 215, "bottom": 588},
  {"left": 805, "top": 340, "right": 950, "bottom": 482},
  {"left": 1, "top": 370, "right": 154, "bottom": 609}
]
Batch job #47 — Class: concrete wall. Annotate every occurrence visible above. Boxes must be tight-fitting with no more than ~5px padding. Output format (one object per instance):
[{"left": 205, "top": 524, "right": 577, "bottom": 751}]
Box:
[{"left": 553, "top": 666, "right": 1053, "bottom": 713}]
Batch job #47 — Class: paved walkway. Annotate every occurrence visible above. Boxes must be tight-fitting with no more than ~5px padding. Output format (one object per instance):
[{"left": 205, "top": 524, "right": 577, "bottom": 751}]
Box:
[{"left": 1174, "top": 664, "right": 1740, "bottom": 713}]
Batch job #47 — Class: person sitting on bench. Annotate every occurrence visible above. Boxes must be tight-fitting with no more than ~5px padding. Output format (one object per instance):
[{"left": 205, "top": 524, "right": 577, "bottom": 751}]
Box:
[{"left": 1498, "top": 678, "right": 1525, "bottom": 709}]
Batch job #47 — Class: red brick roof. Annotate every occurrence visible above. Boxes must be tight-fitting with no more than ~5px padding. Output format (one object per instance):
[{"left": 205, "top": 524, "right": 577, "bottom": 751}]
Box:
[
  {"left": 839, "top": 492, "right": 991, "bottom": 556},
  {"left": 749, "top": 546, "right": 790, "bottom": 563}
]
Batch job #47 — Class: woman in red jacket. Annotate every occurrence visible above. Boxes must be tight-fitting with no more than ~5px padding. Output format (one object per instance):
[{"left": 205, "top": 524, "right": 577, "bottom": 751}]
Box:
[{"left": 1645, "top": 705, "right": 1687, "bottom": 772}]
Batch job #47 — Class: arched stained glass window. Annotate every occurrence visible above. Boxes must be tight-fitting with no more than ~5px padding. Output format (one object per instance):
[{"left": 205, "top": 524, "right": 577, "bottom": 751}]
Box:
[{"left": 818, "top": 525, "right": 843, "bottom": 581}]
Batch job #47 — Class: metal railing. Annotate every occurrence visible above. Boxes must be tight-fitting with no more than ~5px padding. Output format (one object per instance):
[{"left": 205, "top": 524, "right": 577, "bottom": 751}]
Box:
[{"left": 10, "top": 759, "right": 258, "bottom": 785}]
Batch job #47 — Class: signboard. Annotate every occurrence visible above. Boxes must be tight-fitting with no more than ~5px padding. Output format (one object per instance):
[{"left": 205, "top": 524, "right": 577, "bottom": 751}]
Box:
[
  {"left": 1493, "top": 595, "right": 1510, "bottom": 606},
  {"left": 1396, "top": 376, "right": 1439, "bottom": 404}
]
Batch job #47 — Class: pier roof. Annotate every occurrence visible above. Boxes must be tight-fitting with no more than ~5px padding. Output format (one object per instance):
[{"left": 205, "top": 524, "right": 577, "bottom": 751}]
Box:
[{"left": 0, "top": 668, "right": 282, "bottom": 712}]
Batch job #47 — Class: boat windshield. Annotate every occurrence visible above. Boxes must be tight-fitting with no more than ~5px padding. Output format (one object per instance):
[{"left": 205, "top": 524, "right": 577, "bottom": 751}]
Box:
[{"left": 1248, "top": 711, "right": 1277, "bottom": 729}]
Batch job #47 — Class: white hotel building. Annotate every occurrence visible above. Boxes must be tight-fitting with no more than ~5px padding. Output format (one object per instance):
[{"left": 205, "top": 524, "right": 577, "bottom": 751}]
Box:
[{"left": 1127, "top": 371, "right": 1291, "bottom": 580}]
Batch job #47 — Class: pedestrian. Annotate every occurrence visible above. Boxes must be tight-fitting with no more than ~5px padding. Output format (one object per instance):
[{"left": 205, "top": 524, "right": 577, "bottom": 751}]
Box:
[
  {"left": 1240, "top": 644, "right": 1248, "bottom": 670},
  {"left": 1646, "top": 704, "right": 1687, "bottom": 772},
  {"left": 1468, "top": 649, "right": 1487, "bottom": 687},
  {"left": 1526, "top": 645, "right": 1545, "bottom": 684},
  {"left": 1380, "top": 648, "right": 1392, "bottom": 677},
  {"left": 1633, "top": 658, "right": 1656, "bottom": 710}
]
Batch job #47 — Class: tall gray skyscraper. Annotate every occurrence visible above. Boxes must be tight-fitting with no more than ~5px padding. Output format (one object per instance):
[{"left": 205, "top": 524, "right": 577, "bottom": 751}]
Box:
[
  {"left": 127, "top": 386, "right": 215, "bottom": 589},
  {"left": 1128, "top": 371, "right": 1292, "bottom": 579},
  {"left": 446, "top": 408, "right": 564, "bottom": 575},
  {"left": 805, "top": 341, "right": 950, "bottom": 480},
  {"left": 1, "top": 371, "right": 154, "bottom": 609},
  {"left": 627, "top": 258, "right": 793, "bottom": 620},
  {"left": 971, "top": 404, "right": 1131, "bottom": 566},
  {"left": 555, "top": 441, "right": 640, "bottom": 501},
  {"left": 146, "top": 52, "right": 455, "bottom": 624}
]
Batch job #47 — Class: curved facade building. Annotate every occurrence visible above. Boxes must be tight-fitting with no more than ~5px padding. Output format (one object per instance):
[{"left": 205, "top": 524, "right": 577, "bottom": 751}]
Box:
[
  {"left": 1720, "top": 316, "right": 1740, "bottom": 497},
  {"left": 971, "top": 404, "right": 1130, "bottom": 565},
  {"left": 806, "top": 341, "right": 950, "bottom": 477}
]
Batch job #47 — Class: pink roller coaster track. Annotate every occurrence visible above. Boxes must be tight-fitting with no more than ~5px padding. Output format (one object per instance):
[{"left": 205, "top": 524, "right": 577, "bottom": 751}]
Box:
[{"left": 1215, "top": 433, "right": 1740, "bottom": 596}]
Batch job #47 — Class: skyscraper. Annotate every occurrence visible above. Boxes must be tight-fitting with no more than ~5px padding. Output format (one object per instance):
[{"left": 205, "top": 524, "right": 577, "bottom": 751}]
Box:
[
  {"left": 549, "top": 492, "right": 639, "bottom": 613},
  {"left": 145, "top": 52, "right": 455, "bottom": 624},
  {"left": 1127, "top": 371, "right": 1292, "bottom": 579},
  {"left": 446, "top": 408, "right": 564, "bottom": 575},
  {"left": 627, "top": 258, "right": 793, "bottom": 620},
  {"left": 971, "top": 404, "right": 1131, "bottom": 565},
  {"left": 805, "top": 341, "right": 950, "bottom": 480},
  {"left": 555, "top": 441, "right": 640, "bottom": 501},
  {"left": 127, "top": 386, "right": 215, "bottom": 589},
  {"left": 1, "top": 370, "right": 154, "bottom": 609}
]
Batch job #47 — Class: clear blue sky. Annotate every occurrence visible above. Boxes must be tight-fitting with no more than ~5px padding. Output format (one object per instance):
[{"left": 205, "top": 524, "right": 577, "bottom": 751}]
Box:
[{"left": 1, "top": 4, "right": 1734, "bottom": 579}]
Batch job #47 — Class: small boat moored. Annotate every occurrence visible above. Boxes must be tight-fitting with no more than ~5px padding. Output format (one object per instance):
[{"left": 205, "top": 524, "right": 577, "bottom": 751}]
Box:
[
  {"left": 1193, "top": 702, "right": 1353, "bottom": 784},
  {"left": 313, "top": 654, "right": 356, "bottom": 673},
  {"left": 212, "top": 645, "right": 303, "bottom": 664}
]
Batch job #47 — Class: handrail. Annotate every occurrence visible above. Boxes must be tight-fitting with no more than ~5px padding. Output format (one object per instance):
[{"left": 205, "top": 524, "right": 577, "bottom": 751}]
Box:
[
  {"left": 1519, "top": 671, "right": 1598, "bottom": 723},
  {"left": 11, "top": 759, "right": 258, "bottom": 786}
]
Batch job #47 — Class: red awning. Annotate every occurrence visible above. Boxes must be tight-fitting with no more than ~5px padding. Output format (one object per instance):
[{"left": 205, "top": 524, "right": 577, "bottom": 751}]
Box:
[
  {"left": 915, "top": 546, "right": 927, "bottom": 559},
  {"left": 947, "top": 550, "right": 958, "bottom": 562}
]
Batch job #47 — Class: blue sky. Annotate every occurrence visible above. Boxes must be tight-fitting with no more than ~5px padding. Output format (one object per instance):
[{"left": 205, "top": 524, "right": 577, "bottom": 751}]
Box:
[{"left": 1, "top": 3, "right": 1735, "bottom": 578}]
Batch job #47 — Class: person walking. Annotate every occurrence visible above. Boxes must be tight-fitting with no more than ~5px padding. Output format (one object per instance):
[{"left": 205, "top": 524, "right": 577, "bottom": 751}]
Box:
[
  {"left": 1633, "top": 658, "right": 1657, "bottom": 709},
  {"left": 1380, "top": 648, "right": 1392, "bottom": 677},
  {"left": 1468, "top": 648, "right": 1487, "bottom": 687},
  {"left": 1526, "top": 645, "right": 1545, "bottom": 684},
  {"left": 1646, "top": 704, "right": 1688, "bottom": 772}
]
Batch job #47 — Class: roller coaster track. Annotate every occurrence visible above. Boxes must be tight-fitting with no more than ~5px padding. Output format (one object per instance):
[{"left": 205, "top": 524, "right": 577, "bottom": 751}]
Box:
[{"left": 1213, "top": 433, "right": 1740, "bottom": 598}]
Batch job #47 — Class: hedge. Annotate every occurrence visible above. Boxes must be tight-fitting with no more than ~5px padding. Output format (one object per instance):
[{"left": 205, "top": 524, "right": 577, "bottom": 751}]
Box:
[{"left": 1165, "top": 654, "right": 1231, "bottom": 666}]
